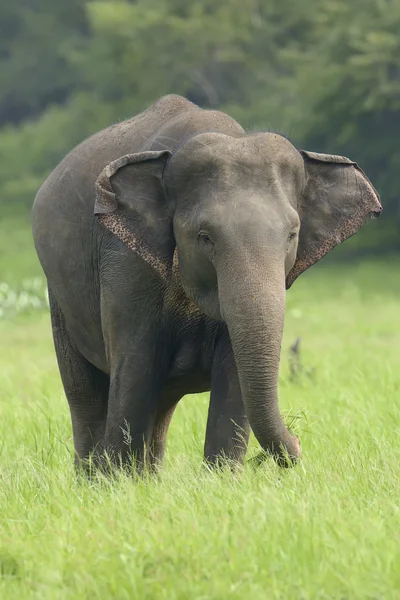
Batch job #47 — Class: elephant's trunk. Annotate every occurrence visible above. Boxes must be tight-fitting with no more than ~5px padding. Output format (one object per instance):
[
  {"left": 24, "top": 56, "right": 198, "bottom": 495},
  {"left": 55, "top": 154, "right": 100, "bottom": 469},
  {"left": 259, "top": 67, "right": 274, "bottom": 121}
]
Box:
[{"left": 217, "top": 249, "right": 301, "bottom": 465}]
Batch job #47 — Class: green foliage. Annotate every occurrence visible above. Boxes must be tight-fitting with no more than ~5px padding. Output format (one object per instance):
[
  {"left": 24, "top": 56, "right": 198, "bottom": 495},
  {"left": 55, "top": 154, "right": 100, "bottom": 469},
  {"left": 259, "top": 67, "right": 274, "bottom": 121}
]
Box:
[
  {"left": 0, "top": 1, "right": 88, "bottom": 125},
  {"left": 278, "top": 0, "right": 400, "bottom": 227},
  {"left": 0, "top": 0, "right": 398, "bottom": 249}
]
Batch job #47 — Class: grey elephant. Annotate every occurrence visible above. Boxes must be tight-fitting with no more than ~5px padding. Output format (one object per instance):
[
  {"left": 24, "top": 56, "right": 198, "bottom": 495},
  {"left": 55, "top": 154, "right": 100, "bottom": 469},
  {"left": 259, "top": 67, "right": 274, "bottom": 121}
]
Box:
[{"left": 32, "top": 95, "right": 381, "bottom": 471}]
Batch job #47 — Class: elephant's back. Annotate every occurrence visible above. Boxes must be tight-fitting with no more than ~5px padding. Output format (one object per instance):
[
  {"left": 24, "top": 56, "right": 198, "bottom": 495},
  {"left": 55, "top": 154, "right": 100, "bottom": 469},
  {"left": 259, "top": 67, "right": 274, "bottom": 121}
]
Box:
[{"left": 33, "top": 95, "right": 198, "bottom": 219}]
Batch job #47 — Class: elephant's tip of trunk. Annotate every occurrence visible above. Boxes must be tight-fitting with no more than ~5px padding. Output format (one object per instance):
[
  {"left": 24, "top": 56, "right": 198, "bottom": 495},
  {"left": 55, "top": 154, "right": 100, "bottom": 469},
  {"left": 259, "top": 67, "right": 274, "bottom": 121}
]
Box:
[{"left": 248, "top": 436, "right": 302, "bottom": 469}]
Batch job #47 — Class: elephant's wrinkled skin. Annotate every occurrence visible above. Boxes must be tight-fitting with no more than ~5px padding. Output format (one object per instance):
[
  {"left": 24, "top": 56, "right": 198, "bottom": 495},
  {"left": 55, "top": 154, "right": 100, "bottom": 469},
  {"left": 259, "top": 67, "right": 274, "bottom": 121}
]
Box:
[{"left": 32, "top": 95, "right": 381, "bottom": 470}]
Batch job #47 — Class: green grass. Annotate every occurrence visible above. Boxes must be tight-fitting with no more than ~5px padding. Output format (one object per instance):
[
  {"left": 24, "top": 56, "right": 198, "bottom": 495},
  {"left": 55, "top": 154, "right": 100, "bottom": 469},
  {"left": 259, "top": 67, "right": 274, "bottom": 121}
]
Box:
[{"left": 0, "top": 219, "right": 399, "bottom": 599}]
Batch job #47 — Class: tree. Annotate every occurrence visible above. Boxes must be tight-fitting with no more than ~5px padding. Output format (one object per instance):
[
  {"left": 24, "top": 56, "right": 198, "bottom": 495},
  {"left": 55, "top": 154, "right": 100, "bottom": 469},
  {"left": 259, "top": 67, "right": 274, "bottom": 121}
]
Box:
[{"left": 0, "top": 0, "right": 88, "bottom": 125}]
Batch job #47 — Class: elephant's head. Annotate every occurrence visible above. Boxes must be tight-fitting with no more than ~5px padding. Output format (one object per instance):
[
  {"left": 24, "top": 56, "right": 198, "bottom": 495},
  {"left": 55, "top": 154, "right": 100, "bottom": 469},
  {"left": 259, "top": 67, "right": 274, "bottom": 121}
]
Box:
[{"left": 94, "top": 132, "right": 382, "bottom": 465}]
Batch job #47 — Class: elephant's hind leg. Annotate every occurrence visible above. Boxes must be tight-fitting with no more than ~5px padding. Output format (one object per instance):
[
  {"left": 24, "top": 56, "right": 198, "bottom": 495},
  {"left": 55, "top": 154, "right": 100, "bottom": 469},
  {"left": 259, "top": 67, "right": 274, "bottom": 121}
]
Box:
[{"left": 48, "top": 288, "right": 109, "bottom": 469}]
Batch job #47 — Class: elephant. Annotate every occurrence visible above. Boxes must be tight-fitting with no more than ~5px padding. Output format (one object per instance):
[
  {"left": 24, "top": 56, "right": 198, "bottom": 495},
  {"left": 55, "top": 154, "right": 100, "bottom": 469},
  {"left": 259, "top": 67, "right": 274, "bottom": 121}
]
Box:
[{"left": 32, "top": 94, "right": 382, "bottom": 472}]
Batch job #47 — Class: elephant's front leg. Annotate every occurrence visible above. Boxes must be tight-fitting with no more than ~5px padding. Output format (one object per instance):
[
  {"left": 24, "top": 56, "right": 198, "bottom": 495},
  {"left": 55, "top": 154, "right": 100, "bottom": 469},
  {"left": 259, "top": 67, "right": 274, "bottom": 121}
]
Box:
[
  {"left": 103, "top": 358, "right": 160, "bottom": 471},
  {"left": 100, "top": 273, "right": 168, "bottom": 472},
  {"left": 204, "top": 333, "right": 250, "bottom": 468}
]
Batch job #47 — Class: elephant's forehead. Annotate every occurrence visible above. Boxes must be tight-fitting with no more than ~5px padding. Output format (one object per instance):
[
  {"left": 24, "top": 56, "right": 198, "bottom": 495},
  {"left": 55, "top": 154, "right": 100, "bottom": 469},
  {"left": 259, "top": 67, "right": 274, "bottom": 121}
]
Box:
[{"left": 171, "top": 132, "right": 304, "bottom": 190}]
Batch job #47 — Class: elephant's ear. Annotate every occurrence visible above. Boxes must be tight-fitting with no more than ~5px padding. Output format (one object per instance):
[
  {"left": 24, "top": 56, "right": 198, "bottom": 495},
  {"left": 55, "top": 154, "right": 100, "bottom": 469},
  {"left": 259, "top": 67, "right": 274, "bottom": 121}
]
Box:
[
  {"left": 286, "top": 151, "right": 382, "bottom": 288},
  {"left": 94, "top": 150, "right": 173, "bottom": 278}
]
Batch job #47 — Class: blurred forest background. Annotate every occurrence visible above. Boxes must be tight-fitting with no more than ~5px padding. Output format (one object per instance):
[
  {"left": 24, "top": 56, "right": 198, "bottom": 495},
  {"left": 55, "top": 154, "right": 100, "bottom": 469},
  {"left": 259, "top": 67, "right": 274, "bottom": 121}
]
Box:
[{"left": 0, "top": 0, "right": 399, "bottom": 252}]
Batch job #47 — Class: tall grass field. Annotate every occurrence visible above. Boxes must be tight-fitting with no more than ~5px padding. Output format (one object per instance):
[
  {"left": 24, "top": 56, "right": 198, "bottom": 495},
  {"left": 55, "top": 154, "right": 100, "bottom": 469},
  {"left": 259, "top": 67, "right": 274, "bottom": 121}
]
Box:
[{"left": 0, "top": 216, "right": 399, "bottom": 599}]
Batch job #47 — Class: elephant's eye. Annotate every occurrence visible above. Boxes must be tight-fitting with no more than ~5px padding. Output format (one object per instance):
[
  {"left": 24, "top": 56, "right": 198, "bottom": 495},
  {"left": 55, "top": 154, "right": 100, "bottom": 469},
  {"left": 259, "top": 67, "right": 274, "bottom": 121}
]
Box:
[
  {"left": 286, "top": 231, "right": 298, "bottom": 253},
  {"left": 198, "top": 231, "right": 213, "bottom": 244}
]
